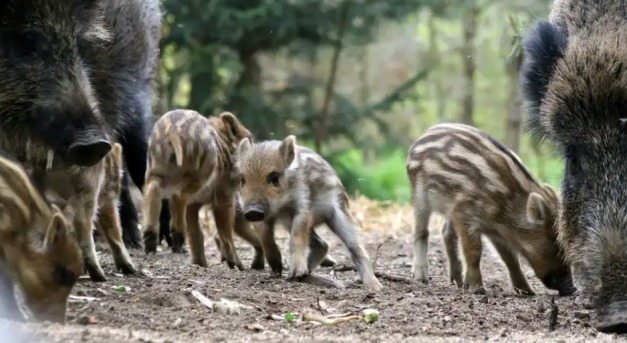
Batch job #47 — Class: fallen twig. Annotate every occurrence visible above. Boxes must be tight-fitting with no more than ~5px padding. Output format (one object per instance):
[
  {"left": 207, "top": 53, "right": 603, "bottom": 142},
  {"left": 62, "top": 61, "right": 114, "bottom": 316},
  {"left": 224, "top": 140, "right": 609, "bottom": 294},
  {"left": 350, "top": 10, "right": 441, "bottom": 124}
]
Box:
[
  {"left": 301, "top": 308, "right": 360, "bottom": 326},
  {"left": 331, "top": 264, "right": 413, "bottom": 284},
  {"left": 548, "top": 297, "right": 559, "bottom": 331},
  {"left": 68, "top": 295, "right": 100, "bottom": 302},
  {"left": 190, "top": 290, "right": 251, "bottom": 315},
  {"left": 374, "top": 272, "right": 413, "bottom": 284},
  {"left": 371, "top": 241, "right": 385, "bottom": 268}
]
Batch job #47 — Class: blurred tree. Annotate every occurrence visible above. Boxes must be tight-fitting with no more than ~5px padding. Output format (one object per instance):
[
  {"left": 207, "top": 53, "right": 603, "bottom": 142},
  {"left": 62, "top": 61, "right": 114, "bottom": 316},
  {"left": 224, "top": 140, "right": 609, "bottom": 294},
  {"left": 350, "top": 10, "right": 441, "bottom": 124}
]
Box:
[{"left": 160, "top": 0, "right": 431, "bottom": 146}]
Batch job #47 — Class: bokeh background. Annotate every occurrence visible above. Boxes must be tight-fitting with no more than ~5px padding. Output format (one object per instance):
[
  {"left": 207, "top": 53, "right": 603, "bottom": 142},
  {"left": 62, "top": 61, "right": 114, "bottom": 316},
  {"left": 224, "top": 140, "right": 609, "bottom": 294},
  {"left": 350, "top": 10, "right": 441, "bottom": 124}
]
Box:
[{"left": 154, "top": 0, "right": 561, "bottom": 204}]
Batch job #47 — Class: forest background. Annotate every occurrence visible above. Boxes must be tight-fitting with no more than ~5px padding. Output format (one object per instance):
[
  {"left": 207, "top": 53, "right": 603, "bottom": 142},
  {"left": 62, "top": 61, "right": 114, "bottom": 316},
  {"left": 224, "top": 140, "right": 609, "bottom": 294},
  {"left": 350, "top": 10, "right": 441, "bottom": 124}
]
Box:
[{"left": 156, "top": 0, "right": 559, "bottom": 204}]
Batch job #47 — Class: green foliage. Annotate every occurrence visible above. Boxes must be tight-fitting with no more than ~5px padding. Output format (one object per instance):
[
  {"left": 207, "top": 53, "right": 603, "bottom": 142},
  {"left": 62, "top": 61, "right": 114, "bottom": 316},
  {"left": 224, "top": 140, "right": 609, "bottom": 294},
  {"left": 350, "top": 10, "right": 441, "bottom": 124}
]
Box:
[{"left": 326, "top": 148, "right": 411, "bottom": 204}]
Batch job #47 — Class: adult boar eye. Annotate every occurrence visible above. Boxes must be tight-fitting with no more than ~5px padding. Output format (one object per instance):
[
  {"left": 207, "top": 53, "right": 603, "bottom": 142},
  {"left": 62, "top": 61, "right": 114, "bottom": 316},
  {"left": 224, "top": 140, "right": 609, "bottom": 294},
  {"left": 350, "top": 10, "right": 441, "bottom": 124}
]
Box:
[
  {"left": 267, "top": 171, "right": 281, "bottom": 187},
  {"left": 240, "top": 175, "right": 246, "bottom": 186}
]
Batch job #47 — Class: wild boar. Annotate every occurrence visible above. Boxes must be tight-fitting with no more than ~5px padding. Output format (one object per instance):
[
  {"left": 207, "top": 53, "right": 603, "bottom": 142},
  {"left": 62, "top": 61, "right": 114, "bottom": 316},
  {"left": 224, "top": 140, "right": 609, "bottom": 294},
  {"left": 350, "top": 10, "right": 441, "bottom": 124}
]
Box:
[
  {"left": 236, "top": 135, "right": 382, "bottom": 291},
  {"left": 520, "top": 0, "right": 627, "bottom": 333},
  {"left": 406, "top": 123, "right": 575, "bottom": 296},
  {"left": 0, "top": 149, "right": 82, "bottom": 323},
  {"left": 142, "top": 109, "right": 264, "bottom": 270},
  {"left": 0, "top": 0, "right": 169, "bottom": 254}
]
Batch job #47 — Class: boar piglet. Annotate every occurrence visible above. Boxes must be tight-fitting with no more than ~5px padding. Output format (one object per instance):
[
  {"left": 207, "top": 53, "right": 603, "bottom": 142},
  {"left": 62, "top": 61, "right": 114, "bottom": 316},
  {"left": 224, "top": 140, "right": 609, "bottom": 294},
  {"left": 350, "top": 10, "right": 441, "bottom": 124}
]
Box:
[
  {"left": 406, "top": 123, "right": 575, "bottom": 296},
  {"left": 520, "top": 0, "right": 627, "bottom": 333},
  {"left": 41, "top": 143, "right": 136, "bottom": 275},
  {"left": 142, "top": 109, "right": 264, "bottom": 270},
  {"left": 0, "top": 149, "right": 82, "bottom": 323},
  {"left": 236, "top": 135, "right": 382, "bottom": 291}
]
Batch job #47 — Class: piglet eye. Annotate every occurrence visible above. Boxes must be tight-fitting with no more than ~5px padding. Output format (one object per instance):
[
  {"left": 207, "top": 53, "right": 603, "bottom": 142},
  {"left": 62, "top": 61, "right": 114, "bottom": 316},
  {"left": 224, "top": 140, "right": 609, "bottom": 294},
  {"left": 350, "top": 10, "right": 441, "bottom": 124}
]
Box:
[{"left": 267, "top": 171, "right": 281, "bottom": 187}]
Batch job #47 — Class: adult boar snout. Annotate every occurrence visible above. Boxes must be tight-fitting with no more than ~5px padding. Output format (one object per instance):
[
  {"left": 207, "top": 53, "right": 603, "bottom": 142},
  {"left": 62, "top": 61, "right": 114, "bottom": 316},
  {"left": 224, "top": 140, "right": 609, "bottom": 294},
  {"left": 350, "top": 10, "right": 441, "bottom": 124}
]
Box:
[
  {"left": 67, "top": 130, "right": 111, "bottom": 167},
  {"left": 596, "top": 300, "right": 627, "bottom": 334}
]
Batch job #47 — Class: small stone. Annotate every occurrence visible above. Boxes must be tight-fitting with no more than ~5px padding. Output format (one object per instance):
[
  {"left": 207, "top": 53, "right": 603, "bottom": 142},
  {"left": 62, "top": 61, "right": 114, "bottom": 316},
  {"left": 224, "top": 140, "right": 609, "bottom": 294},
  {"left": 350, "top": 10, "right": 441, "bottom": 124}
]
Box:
[
  {"left": 478, "top": 296, "right": 489, "bottom": 304},
  {"left": 78, "top": 315, "right": 97, "bottom": 325}
]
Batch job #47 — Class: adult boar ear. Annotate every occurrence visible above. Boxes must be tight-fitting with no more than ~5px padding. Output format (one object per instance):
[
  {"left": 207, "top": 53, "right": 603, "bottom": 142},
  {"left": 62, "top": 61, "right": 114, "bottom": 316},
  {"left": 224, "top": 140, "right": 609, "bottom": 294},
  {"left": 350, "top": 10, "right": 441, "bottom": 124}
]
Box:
[
  {"left": 280, "top": 135, "right": 296, "bottom": 167},
  {"left": 520, "top": 20, "right": 568, "bottom": 142},
  {"left": 526, "top": 192, "right": 548, "bottom": 225},
  {"left": 238, "top": 137, "right": 251, "bottom": 156}
]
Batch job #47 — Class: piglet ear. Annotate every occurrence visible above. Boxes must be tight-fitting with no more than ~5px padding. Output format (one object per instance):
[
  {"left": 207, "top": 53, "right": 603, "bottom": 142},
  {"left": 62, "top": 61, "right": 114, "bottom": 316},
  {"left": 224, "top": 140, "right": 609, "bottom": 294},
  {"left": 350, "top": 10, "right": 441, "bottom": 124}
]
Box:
[
  {"left": 44, "top": 206, "right": 69, "bottom": 250},
  {"left": 280, "top": 135, "right": 296, "bottom": 166},
  {"left": 220, "top": 111, "right": 241, "bottom": 137},
  {"left": 238, "top": 137, "right": 251, "bottom": 156},
  {"left": 526, "top": 192, "right": 548, "bottom": 225}
]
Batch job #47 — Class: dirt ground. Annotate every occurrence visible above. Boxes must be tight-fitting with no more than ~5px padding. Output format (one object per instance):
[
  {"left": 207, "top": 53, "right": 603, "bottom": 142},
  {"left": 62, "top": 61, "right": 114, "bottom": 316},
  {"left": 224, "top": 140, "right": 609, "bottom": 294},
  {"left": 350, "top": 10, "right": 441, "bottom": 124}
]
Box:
[{"left": 5, "top": 196, "right": 626, "bottom": 343}]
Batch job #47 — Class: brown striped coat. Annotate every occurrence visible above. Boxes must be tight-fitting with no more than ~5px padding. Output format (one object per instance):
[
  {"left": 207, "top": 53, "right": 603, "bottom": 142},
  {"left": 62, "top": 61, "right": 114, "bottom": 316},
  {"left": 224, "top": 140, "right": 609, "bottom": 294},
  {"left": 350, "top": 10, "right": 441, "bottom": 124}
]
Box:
[
  {"left": 235, "top": 135, "right": 382, "bottom": 291},
  {"left": 406, "top": 123, "right": 574, "bottom": 296},
  {"left": 142, "top": 109, "right": 264, "bottom": 271},
  {"left": 0, "top": 149, "right": 82, "bottom": 323}
]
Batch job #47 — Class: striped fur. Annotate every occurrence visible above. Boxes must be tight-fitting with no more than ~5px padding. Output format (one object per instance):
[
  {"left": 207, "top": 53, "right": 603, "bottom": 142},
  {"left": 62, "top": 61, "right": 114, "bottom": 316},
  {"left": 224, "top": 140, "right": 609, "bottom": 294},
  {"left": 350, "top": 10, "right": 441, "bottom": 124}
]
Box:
[
  {"left": 41, "top": 143, "right": 137, "bottom": 276},
  {"left": 406, "top": 123, "right": 574, "bottom": 296},
  {"left": 236, "top": 135, "right": 382, "bottom": 291},
  {"left": 142, "top": 109, "right": 264, "bottom": 270},
  {"left": 0, "top": 149, "right": 82, "bottom": 323}
]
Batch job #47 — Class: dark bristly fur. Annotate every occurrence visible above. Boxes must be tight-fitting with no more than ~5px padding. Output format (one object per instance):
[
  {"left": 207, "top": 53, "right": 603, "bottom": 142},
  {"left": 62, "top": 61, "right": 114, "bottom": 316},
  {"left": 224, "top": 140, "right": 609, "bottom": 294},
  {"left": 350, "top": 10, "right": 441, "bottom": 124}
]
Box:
[
  {"left": 142, "top": 109, "right": 264, "bottom": 270},
  {"left": 236, "top": 135, "right": 382, "bottom": 291},
  {"left": 406, "top": 123, "right": 574, "bottom": 296},
  {"left": 0, "top": 0, "right": 166, "bottom": 261},
  {"left": 0, "top": 148, "right": 82, "bottom": 324},
  {"left": 520, "top": 0, "right": 627, "bottom": 334}
]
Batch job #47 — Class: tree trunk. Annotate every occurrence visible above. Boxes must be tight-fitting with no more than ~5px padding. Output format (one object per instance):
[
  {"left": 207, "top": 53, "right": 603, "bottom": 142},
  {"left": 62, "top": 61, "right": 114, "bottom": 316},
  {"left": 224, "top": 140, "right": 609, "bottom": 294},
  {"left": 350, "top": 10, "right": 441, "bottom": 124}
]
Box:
[
  {"left": 459, "top": 5, "right": 478, "bottom": 126},
  {"left": 505, "top": 40, "right": 524, "bottom": 153},
  {"left": 427, "top": 14, "right": 446, "bottom": 122},
  {"left": 315, "top": 5, "right": 349, "bottom": 153},
  {"left": 189, "top": 67, "right": 215, "bottom": 114},
  {"left": 358, "top": 45, "right": 370, "bottom": 108}
]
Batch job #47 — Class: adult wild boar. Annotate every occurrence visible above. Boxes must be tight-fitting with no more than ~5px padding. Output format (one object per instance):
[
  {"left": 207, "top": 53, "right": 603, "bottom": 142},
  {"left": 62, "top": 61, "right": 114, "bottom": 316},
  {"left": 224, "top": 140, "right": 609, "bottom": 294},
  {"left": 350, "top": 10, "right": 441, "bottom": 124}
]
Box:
[
  {"left": 521, "top": 0, "right": 627, "bottom": 333},
  {"left": 0, "top": 0, "right": 168, "bottom": 254},
  {"left": 0, "top": 0, "right": 165, "bottom": 279}
]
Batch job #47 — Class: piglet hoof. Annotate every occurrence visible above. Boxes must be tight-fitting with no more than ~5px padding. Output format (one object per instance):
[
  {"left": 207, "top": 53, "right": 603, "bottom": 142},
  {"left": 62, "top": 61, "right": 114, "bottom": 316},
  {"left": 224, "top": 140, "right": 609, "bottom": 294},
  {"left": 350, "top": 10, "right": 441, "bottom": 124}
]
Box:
[
  {"left": 143, "top": 232, "right": 158, "bottom": 254},
  {"left": 472, "top": 287, "right": 487, "bottom": 295},
  {"left": 117, "top": 263, "right": 137, "bottom": 276},
  {"left": 269, "top": 269, "right": 282, "bottom": 278},
  {"left": 226, "top": 259, "right": 246, "bottom": 271},
  {"left": 412, "top": 275, "right": 429, "bottom": 285},
  {"left": 595, "top": 300, "right": 627, "bottom": 334},
  {"left": 250, "top": 252, "right": 265, "bottom": 270},
  {"left": 558, "top": 285, "right": 577, "bottom": 296},
  {"left": 171, "top": 232, "right": 187, "bottom": 254},
  {"left": 191, "top": 257, "right": 208, "bottom": 268},
  {"left": 514, "top": 288, "right": 535, "bottom": 296},
  {"left": 320, "top": 255, "right": 338, "bottom": 267},
  {"left": 85, "top": 262, "right": 107, "bottom": 282},
  {"left": 287, "top": 263, "right": 309, "bottom": 280}
]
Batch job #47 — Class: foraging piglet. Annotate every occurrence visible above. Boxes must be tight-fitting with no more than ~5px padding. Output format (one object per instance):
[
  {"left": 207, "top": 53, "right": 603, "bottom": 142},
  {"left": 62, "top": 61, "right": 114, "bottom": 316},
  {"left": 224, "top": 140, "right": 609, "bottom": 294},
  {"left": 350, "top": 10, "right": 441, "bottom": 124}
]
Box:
[
  {"left": 406, "top": 123, "right": 575, "bottom": 296},
  {"left": 0, "top": 149, "right": 82, "bottom": 323}
]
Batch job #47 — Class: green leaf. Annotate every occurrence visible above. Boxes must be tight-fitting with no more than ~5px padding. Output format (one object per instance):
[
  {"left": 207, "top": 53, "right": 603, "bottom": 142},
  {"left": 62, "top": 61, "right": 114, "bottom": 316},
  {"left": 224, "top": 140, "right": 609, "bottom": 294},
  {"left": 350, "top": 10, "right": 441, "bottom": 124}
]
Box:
[{"left": 284, "top": 312, "right": 295, "bottom": 323}]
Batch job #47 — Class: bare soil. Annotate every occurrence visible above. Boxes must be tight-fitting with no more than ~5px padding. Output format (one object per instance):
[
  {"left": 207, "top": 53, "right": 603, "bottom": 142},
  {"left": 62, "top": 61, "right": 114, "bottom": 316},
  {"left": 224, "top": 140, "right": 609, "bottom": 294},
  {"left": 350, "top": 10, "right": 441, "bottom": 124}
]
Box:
[{"left": 5, "top": 197, "right": 625, "bottom": 343}]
